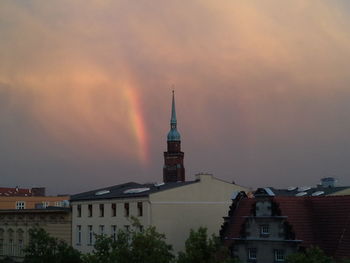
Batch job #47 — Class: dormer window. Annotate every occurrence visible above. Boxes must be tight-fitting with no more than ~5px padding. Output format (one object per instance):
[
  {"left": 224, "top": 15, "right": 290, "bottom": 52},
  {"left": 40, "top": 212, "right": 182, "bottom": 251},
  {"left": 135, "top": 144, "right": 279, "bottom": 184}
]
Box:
[{"left": 260, "top": 224, "right": 269, "bottom": 237}]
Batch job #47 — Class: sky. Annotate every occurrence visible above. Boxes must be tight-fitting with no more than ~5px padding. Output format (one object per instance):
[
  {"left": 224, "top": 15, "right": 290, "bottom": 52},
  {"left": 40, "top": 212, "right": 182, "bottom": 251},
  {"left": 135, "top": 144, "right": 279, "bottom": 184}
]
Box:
[{"left": 1, "top": 0, "right": 350, "bottom": 194}]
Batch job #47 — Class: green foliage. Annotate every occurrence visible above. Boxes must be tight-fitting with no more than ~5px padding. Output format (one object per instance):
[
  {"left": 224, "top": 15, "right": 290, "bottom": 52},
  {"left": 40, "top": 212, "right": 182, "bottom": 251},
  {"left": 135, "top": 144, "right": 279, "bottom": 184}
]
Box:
[
  {"left": 84, "top": 217, "right": 174, "bottom": 263},
  {"left": 0, "top": 256, "right": 16, "bottom": 263},
  {"left": 286, "top": 247, "right": 334, "bottom": 263},
  {"left": 177, "top": 227, "right": 237, "bottom": 263},
  {"left": 23, "top": 228, "right": 82, "bottom": 263}
]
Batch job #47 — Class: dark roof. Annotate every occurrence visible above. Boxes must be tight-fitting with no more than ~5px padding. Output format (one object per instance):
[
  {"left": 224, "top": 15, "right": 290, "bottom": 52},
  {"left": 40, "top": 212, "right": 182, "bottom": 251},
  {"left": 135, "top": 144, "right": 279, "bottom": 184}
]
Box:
[
  {"left": 221, "top": 194, "right": 350, "bottom": 259},
  {"left": 70, "top": 181, "right": 197, "bottom": 202},
  {"left": 0, "top": 207, "right": 71, "bottom": 214},
  {"left": 261, "top": 186, "right": 350, "bottom": 197},
  {"left": 0, "top": 187, "right": 32, "bottom": 197}
]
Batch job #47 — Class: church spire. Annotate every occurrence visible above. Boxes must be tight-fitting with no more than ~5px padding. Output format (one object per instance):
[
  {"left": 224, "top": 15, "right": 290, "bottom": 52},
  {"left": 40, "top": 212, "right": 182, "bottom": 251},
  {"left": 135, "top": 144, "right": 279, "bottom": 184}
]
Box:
[
  {"left": 171, "top": 90, "right": 177, "bottom": 125},
  {"left": 163, "top": 91, "right": 185, "bottom": 182},
  {"left": 167, "top": 91, "right": 181, "bottom": 141}
]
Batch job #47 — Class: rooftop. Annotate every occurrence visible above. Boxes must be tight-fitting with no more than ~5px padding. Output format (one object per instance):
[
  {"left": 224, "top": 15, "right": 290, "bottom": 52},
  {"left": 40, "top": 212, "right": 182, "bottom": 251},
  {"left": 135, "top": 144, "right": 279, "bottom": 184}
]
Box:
[{"left": 70, "top": 181, "right": 197, "bottom": 202}]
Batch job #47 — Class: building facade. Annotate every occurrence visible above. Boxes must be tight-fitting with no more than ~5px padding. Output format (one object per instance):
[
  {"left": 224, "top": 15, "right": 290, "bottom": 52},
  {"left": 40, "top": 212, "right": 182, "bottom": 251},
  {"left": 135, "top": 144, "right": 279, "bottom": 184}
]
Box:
[
  {"left": 71, "top": 173, "right": 248, "bottom": 253},
  {"left": 0, "top": 196, "right": 70, "bottom": 210},
  {"left": 221, "top": 189, "right": 350, "bottom": 262},
  {"left": 0, "top": 208, "right": 71, "bottom": 262}
]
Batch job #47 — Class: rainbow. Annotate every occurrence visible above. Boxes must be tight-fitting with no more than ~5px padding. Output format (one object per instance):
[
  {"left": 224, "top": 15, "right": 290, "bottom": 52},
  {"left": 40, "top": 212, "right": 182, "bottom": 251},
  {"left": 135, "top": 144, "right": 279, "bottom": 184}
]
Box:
[{"left": 124, "top": 87, "right": 149, "bottom": 165}]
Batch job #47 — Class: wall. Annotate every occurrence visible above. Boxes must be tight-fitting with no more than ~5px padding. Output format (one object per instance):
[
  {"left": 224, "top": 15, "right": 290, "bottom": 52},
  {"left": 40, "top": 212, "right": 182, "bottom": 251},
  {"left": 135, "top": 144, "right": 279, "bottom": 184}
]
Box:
[
  {"left": 150, "top": 174, "right": 248, "bottom": 252},
  {"left": 71, "top": 197, "right": 150, "bottom": 254},
  {"left": 0, "top": 209, "right": 71, "bottom": 262},
  {"left": 0, "top": 196, "right": 69, "bottom": 210}
]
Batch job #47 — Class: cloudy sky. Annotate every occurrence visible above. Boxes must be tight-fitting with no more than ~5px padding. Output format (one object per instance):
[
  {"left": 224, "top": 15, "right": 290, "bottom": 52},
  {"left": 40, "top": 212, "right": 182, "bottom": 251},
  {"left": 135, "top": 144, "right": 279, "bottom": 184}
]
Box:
[{"left": 1, "top": 0, "right": 350, "bottom": 194}]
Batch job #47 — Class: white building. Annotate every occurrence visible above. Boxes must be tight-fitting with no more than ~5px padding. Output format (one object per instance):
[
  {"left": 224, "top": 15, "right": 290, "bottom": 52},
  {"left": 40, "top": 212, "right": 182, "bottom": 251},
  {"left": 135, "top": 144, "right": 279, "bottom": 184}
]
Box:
[{"left": 70, "top": 173, "right": 248, "bottom": 253}]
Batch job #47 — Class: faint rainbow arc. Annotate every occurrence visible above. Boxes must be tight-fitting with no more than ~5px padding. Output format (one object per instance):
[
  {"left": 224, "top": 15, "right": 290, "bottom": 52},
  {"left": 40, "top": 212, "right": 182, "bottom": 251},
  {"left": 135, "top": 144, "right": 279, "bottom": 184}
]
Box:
[{"left": 124, "top": 87, "right": 149, "bottom": 165}]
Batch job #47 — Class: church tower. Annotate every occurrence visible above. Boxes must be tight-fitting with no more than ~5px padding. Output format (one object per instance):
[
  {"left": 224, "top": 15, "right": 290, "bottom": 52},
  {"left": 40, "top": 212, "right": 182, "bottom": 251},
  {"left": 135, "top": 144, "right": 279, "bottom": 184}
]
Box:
[{"left": 163, "top": 91, "right": 185, "bottom": 182}]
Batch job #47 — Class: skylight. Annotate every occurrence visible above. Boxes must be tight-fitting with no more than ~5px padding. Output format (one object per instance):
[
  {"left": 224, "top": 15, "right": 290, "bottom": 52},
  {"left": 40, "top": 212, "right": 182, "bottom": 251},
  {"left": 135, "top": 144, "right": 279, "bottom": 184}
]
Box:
[
  {"left": 295, "top": 192, "right": 307, "bottom": 196},
  {"left": 297, "top": 186, "right": 311, "bottom": 192},
  {"left": 311, "top": 191, "right": 324, "bottom": 196},
  {"left": 95, "top": 190, "right": 110, "bottom": 196},
  {"left": 123, "top": 188, "right": 150, "bottom": 194}
]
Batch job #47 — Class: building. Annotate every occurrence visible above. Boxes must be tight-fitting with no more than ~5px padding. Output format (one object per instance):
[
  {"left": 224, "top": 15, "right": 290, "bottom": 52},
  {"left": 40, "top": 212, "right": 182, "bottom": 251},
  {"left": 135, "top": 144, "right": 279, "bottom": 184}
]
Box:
[
  {"left": 70, "top": 173, "right": 247, "bottom": 253},
  {"left": 220, "top": 189, "right": 350, "bottom": 262},
  {"left": 70, "top": 92, "right": 248, "bottom": 253},
  {"left": 0, "top": 186, "right": 69, "bottom": 210},
  {"left": 163, "top": 91, "right": 185, "bottom": 183},
  {"left": 0, "top": 207, "right": 72, "bottom": 262}
]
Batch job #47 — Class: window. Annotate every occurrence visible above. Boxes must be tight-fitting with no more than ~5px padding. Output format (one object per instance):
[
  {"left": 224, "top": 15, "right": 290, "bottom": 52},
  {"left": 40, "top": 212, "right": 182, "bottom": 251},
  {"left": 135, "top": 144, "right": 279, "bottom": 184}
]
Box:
[
  {"left": 248, "top": 248, "right": 257, "bottom": 260},
  {"left": 17, "top": 229, "right": 24, "bottom": 255},
  {"left": 139, "top": 225, "right": 144, "bottom": 232},
  {"left": 0, "top": 238, "right": 3, "bottom": 255},
  {"left": 274, "top": 249, "right": 285, "bottom": 262},
  {"left": 55, "top": 201, "right": 63, "bottom": 207},
  {"left": 111, "top": 203, "right": 117, "bottom": 217},
  {"left": 99, "top": 204, "right": 104, "bottom": 217},
  {"left": 88, "top": 204, "right": 93, "bottom": 217},
  {"left": 137, "top": 202, "right": 143, "bottom": 217},
  {"left": 9, "top": 239, "right": 14, "bottom": 255},
  {"left": 77, "top": 204, "right": 82, "bottom": 217},
  {"left": 111, "top": 225, "right": 117, "bottom": 241},
  {"left": 124, "top": 203, "right": 129, "bottom": 217},
  {"left": 77, "top": 225, "right": 82, "bottom": 245},
  {"left": 88, "top": 225, "right": 93, "bottom": 245},
  {"left": 99, "top": 225, "right": 104, "bottom": 235},
  {"left": 124, "top": 225, "right": 130, "bottom": 232},
  {"left": 260, "top": 224, "right": 269, "bottom": 237},
  {"left": 42, "top": 201, "right": 49, "bottom": 208},
  {"left": 18, "top": 239, "right": 24, "bottom": 255},
  {"left": 16, "top": 201, "right": 25, "bottom": 210}
]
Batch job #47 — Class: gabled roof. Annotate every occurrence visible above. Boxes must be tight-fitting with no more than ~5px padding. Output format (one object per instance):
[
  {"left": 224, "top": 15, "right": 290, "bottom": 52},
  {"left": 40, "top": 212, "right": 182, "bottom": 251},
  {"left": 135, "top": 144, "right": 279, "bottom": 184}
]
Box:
[
  {"left": 0, "top": 187, "right": 32, "bottom": 197},
  {"left": 70, "top": 181, "right": 197, "bottom": 202},
  {"left": 221, "top": 194, "right": 350, "bottom": 259},
  {"left": 264, "top": 186, "right": 350, "bottom": 197}
]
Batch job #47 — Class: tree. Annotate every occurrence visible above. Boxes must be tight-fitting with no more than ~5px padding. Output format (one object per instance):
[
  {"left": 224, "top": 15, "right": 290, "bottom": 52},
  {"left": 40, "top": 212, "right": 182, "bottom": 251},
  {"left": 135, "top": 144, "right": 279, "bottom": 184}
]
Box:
[
  {"left": 177, "top": 227, "right": 238, "bottom": 263},
  {"left": 23, "top": 228, "right": 82, "bottom": 263},
  {"left": 84, "top": 217, "right": 174, "bottom": 263},
  {"left": 286, "top": 247, "right": 334, "bottom": 263}
]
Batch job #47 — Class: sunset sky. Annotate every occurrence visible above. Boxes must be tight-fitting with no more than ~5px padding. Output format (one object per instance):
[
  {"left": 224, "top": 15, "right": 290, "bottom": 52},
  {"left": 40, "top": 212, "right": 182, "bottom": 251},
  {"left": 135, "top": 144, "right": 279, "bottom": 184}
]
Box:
[{"left": 1, "top": 0, "right": 350, "bottom": 194}]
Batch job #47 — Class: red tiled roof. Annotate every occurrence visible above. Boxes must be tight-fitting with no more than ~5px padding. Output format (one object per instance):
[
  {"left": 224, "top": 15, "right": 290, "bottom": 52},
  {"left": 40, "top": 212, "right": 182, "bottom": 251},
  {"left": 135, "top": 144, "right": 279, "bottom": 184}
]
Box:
[
  {"left": 0, "top": 187, "right": 33, "bottom": 196},
  {"left": 222, "top": 195, "right": 350, "bottom": 259}
]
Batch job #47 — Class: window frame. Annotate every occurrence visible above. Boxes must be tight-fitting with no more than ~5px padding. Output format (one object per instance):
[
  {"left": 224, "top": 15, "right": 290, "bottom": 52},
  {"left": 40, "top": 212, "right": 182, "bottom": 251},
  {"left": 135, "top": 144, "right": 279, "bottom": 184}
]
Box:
[
  {"left": 274, "top": 249, "right": 285, "bottom": 262},
  {"left": 248, "top": 248, "right": 257, "bottom": 260},
  {"left": 88, "top": 204, "right": 93, "bottom": 217},
  {"left": 111, "top": 203, "right": 117, "bottom": 217},
  {"left": 16, "top": 201, "right": 26, "bottom": 210}
]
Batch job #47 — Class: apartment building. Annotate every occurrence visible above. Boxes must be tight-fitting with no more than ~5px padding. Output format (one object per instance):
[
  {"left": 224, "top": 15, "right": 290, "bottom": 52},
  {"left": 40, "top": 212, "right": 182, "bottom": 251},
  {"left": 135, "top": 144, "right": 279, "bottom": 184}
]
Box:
[{"left": 70, "top": 173, "right": 248, "bottom": 253}]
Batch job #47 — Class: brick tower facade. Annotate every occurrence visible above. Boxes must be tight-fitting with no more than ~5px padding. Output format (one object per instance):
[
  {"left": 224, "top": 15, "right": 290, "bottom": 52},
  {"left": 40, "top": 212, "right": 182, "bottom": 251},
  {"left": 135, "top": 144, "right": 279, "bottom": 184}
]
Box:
[{"left": 163, "top": 91, "right": 185, "bottom": 183}]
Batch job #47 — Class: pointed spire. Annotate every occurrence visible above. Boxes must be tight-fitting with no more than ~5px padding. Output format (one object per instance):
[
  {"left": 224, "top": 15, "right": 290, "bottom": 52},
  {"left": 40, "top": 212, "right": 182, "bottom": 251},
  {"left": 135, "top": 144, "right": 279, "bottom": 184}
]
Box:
[
  {"left": 171, "top": 90, "right": 177, "bottom": 125},
  {"left": 167, "top": 90, "right": 181, "bottom": 141}
]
